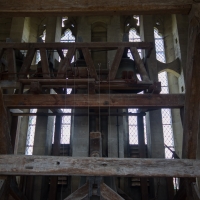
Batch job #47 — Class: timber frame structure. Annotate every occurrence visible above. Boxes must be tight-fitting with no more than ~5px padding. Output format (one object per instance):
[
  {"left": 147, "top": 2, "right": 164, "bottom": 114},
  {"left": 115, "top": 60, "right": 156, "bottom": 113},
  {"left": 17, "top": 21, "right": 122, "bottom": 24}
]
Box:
[{"left": 0, "top": 0, "right": 200, "bottom": 200}]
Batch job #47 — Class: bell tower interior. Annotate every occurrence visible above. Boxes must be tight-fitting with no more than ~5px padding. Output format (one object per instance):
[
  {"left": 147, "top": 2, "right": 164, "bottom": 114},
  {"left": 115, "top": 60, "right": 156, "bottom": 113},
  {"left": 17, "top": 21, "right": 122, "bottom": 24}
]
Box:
[{"left": 0, "top": 1, "right": 200, "bottom": 200}]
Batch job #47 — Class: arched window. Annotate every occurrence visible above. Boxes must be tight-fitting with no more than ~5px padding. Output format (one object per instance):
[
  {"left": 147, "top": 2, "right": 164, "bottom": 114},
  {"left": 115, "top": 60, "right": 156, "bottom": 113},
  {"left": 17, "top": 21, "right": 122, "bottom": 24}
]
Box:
[
  {"left": 52, "top": 28, "right": 75, "bottom": 145},
  {"left": 60, "top": 29, "right": 75, "bottom": 62},
  {"left": 36, "top": 30, "right": 46, "bottom": 64},
  {"left": 128, "top": 18, "right": 146, "bottom": 145},
  {"left": 25, "top": 109, "right": 37, "bottom": 155},
  {"left": 154, "top": 28, "right": 174, "bottom": 159},
  {"left": 127, "top": 28, "right": 141, "bottom": 59}
]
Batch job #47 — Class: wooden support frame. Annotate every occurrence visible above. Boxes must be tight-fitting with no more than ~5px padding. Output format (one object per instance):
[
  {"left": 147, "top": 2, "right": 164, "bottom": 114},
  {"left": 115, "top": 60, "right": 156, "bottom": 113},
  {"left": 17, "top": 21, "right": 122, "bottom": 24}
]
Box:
[
  {"left": 107, "top": 47, "right": 124, "bottom": 80},
  {"left": 3, "top": 94, "right": 185, "bottom": 109},
  {"left": 57, "top": 47, "right": 76, "bottom": 78},
  {"left": 19, "top": 48, "right": 35, "bottom": 79},
  {"left": 0, "top": 0, "right": 192, "bottom": 16},
  {"left": 40, "top": 48, "right": 51, "bottom": 78},
  {"left": 82, "top": 47, "right": 98, "bottom": 80},
  {"left": 0, "top": 42, "right": 154, "bottom": 50},
  {"left": 6, "top": 48, "right": 17, "bottom": 80},
  {"left": 182, "top": 4, "right": 200, "bottom": 160},
  {"left": 130, "top": 47, "right": 150, "bottom": 82},
  {"left": 0, "top": 155, "right": 200, "bottom": 177}
]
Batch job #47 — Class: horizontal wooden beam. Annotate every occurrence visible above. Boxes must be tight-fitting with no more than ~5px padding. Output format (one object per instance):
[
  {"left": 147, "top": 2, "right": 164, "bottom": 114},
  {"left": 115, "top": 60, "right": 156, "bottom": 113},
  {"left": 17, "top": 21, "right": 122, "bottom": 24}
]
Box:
[
  {"left": 11, "top": 112, "right": 145, "bottom": 117},
  {"left": 0, "top": 155, "right": 199, "bottom": 177},
  {"left": 3, "top": 94, "right": 185, "bottom": 109},
  {"left": 0, "top": 0, "right": 192, "bottom": 16},
  {"left": 0, "top": 42, "right": 153, "bottom": 50}
]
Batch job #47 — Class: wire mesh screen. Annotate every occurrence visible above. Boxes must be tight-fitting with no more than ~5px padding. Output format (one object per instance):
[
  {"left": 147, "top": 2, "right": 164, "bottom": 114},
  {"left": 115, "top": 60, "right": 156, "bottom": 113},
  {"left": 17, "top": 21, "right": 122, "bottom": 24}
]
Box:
[
  {"left": 128, "top": 28, "right": 141, "bottom": 59},
  {"left": 158, "top": 72, "right": 174, "bottom": 159},
  {"left": 52, "top": 89, "right": 72, "bottom": 144},
  {"left": 25, "top": 109, "right": 37, "bottom": 155},
  {"left": 154, "top": 29, "right": 166, "bottom": 63},
  {"left": 128, "top": 109, "right": 138, "bottom": 144},
  {"left": 36, "top": 31, "right": 46, "bottom": 64},
  {"left": 128, "top": 109, "right": 147, "bottom": 145},
  {"left": 60, "top": 29, "right": 75, "bottom": 62}
]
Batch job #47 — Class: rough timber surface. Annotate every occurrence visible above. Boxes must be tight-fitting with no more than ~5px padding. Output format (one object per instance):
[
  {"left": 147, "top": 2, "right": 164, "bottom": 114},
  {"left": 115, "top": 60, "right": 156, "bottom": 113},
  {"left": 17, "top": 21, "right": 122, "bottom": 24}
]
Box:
[
  {"left": 0, "top": 0, "right": 192, "bottom": 16},
  {"left": 0, "top": 155, "right": 200, "bottom": 177},
  {"left": 3, "top": 94, "right": 185, "bottom": 109}
]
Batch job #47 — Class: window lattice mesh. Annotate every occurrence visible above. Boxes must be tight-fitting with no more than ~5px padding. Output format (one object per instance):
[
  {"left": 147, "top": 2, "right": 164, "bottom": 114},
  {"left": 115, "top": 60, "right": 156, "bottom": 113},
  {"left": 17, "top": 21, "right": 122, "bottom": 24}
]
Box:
[
  {"left": 128, "top": 28, "right": 141, "bottom": 59},
  {"left": 155, "top": 28, "right": 174, "bottom": 159},
  {"left": 36, "top": 31, "right": 46, "bottom": 64},
  {"left": 25, "top": 109, "right": 37, "bottom": 155}
]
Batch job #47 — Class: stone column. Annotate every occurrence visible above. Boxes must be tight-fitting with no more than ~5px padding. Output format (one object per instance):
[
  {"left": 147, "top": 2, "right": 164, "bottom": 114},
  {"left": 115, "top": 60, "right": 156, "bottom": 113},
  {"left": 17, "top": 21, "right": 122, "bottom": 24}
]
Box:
[
  {"left": 17, "top": 110, "right": 29, "bottom": 155},
  {"left": 172, "top": 14, "right": 188, "bottom": 85},
  {"left": 140, "top": 15, "right": 167, "bottom": 200},
  {"left": 107, "top": 16, "right": 123, "bottom": 66},
  {"left": 163, "top": 15, "right": 183, "bottom": 158},
  {"left": 32, "top": 109, "right": 54, "bottom": 200},
  {"left": 10, "top": 17, "right": 30, "bottom": 43},
  {"left": 46, "top": 17, "right": 62, "bottom": 66}
]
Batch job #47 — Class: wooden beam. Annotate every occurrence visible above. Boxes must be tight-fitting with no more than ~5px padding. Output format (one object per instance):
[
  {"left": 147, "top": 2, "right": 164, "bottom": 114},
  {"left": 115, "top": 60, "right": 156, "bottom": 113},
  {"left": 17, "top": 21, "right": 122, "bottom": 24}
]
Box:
[
  {"left": 182, "top": 4, "right": 200, "bottom": 160},
  {"left": 82, "top": 48, "right": 98, "bottom": 80},
  {"left": 107, "top": 47, "right": 124, "bottom": 80},
  {"left": 64, "top": 182, "right": 89, "bottom": 200},
  {"left": 0, "top": 87, "right": 12, "bottom": 199},
  {"left": 0, "top": 42, "right": 154, "bottom": 50},
  {"left": 6, "top": 48, "right": 17, "bottom": 80},
  {"left": 3, "top": 94, "right": 185, "bottom": 109},
  {"left": 0, "top": 0, "right": 192, "bottom": 16},
  {"left": 130, "top": 47, "right": 150, "bottom": 82},
  {"left": 40, "top": 48, "right": 50, "bottom": 78},
  {"left": 100, "top": 183, "right": 124, "bottom": 200},
  {"left": 0, "top": 88, "right": 12, "bottom": 154},
  {"left": 0, "top": 155, "right": 200, "bottom": 177},
  {"left": 19, "top": 48, "right": 35, "bottom": 78},
  {"left": 57, "top": 47, "right": 76, "bottom": 78}
]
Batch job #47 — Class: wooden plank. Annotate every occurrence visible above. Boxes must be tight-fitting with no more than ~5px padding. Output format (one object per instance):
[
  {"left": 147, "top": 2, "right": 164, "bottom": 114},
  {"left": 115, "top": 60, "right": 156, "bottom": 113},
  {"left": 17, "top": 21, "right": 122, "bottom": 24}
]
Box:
[
  {"left": 6, "top": 48, "right": 17, "bottom": 80},
  {"left": 12, "top": 112, "right": 144, "bottom": 117},
  {"left": 0, "top": 42, "right": 154, "bottom": 50},
  {"left": 0, "top": 0, "right": 192, "bottom": 16},
  {"left": 192, "top": 182, "right": 200, "bottom": 200},
  {"left": 82, "top": 47, "right": 98, "bottom": 80},
  {"left": 107, "top": 47, "right": 124, "bottom": 80},
  {"left": 20, "top": 78, "right": 95, "bottom": 85},
  {"left": 19, "top": 48, "right": 35, "bottom": 78},
  {"left": 3, "top": 94, "right": 185, "bottom": 109},
  {"left": 130, "top": 47, "right": 150, "bottom": 82},
  {"left": 64, "top": 182, "right": 89, "bottom": 200},
  {"left": 57, "top": 47, "right": 76, "bottom": 78},
  {"left": 0, "top": 155, "right": 200, "bottom": 177},
  {"left": 40, "top": 48, "right": 50, "bottom": 78},
  {"left": 101, "top": 183, "right": 124, "bottom": 200}
]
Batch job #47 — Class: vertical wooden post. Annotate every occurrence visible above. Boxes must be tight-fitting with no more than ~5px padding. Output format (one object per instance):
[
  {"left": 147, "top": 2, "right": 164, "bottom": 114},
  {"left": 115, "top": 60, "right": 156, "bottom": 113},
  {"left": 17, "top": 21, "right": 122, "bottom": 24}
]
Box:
[
  {"left": 182, "top": 4, "right": 200, "bottom": 199},
  {"left": 40, "top": 48, "right": 51, "bottom": 79},
  {"left": 137, "top": 114, "right": 149, "bottom": 200},
  {"left": 10, "top": 116, "right": 21, "bottom": 154},
  {"left": 0, "top": 87, "right": 12, "bottom": 199},
  {"left": 7, "top": 48, "right": 17, "bottom": 80},
  {"left": 48, "top": 116, "right": 62, "bottom": 200}
]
